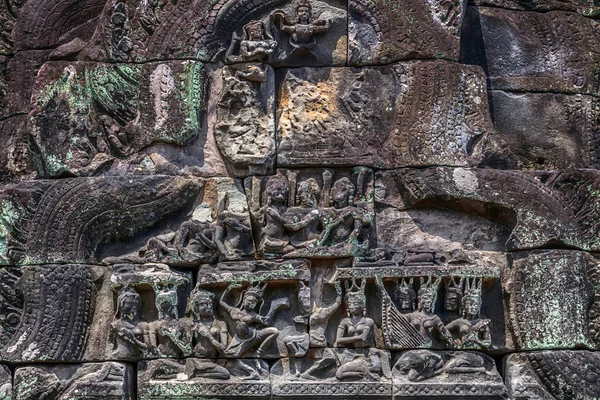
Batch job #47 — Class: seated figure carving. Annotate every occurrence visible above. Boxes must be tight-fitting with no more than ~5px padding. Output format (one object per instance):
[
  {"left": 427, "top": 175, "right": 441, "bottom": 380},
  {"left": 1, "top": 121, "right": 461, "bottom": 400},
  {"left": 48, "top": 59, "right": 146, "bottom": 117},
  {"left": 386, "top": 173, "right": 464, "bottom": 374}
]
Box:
[
  {"left": 110, "top": 287, "right": 155, "bottom": 359},
  {"left": 335, "top": 279, "right": 374, "bottom": 348},
  {"left": 187, "top": 287, "right": 231, "bottom": 380},
  {"left": 148, "top": 282, "right": 191, "bottom": 358},
  {"left": 445, "top": 278, "right": 492, "bottom": 349},
  {"left": 403, "top": 277, "right": 453, "bottom": 348}
]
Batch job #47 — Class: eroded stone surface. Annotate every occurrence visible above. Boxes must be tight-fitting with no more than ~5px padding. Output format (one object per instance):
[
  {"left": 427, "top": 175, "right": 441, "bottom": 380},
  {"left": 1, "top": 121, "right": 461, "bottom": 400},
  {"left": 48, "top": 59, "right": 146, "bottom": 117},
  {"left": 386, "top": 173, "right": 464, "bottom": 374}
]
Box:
[
  {"left": 349, "top": 0, "right": 464, "bottom": 65},
  {"left": 277, "top": 61, "right": 497, "bottom": 168},
  {"left": 0, "top": 365, "right": 10, "bottom": 400},
  {"left": 505, "top": 351, "right": 600, "bottom": 400},
  {"left": 393, "top": 351, "right": 507, "bottom": 399},
  {"left": 13, "top": 362, "right": 134, "bottom": 400}
]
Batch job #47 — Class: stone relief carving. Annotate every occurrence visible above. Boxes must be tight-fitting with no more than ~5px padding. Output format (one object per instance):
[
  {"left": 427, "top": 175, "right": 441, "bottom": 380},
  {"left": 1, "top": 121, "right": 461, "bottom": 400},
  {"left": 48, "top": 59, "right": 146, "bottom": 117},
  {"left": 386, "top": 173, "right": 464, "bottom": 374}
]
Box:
[
  {"left": 1, "top": 0, "right": 599, "bottom": 397},
  {"left": 246, "top": 168, "right": 374, "bottom": 259}
]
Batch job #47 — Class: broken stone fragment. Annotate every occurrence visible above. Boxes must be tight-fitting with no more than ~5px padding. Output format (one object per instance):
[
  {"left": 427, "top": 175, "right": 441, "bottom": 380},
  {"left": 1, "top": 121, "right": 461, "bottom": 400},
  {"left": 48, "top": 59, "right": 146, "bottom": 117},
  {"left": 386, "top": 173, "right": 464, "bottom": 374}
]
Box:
[{"left": 13, "top": 362, "right": 135, "bottom": 400}]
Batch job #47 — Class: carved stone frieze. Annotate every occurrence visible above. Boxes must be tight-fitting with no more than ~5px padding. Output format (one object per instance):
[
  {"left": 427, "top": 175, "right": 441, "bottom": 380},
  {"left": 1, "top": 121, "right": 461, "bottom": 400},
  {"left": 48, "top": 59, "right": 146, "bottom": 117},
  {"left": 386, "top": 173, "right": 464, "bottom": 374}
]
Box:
[
  {"left": 28, "top": 61, "right": 225, "bottom": 178},
  {"left": 246, "top": 169, "right": 374, "bottom": 259},
  {"left": 277, "top": 61, "right": 496, "bottom": 168},
  {"left": 82, "top": 0, "right": 347, "bottom": 66},
  {"left": 393, "top": 350, "right": 507, "bottom": 399},
  {"left": 271, "top": 348, "right": 392, "bottom": 399},
  {"left": 0, "top": 176, "right": 254, "bottom": 265},
  {"left": 505, "top": 351, "right": 600, "bottom": 400},
  {"left": 0, "top": 265, "right": 106, "bottom": 362},
  {"left": 13, "top": 362, "right": 134, "bottom": 400},
  {"left": 335, "top": 262, "right": 506, "bottom": 351},
  {"left": 214, "top": 64, "right": 276, "bottom": 177}
]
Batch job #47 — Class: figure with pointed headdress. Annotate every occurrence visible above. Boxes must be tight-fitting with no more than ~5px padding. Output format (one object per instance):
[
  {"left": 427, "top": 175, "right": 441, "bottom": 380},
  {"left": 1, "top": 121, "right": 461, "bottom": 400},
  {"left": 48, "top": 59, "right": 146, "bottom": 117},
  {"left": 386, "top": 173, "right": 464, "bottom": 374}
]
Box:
[
  {"left": 445, "top": 277, "right": 491, "bottom": 349},
  {"left": 334, "top": 278, "right": 374, "bottom": 348},
  {"left": 110, "top": 286, "right": 156, "bottom": 358},
  {"left": 219, "top": 282, "right": 288, "bottom": 358}
]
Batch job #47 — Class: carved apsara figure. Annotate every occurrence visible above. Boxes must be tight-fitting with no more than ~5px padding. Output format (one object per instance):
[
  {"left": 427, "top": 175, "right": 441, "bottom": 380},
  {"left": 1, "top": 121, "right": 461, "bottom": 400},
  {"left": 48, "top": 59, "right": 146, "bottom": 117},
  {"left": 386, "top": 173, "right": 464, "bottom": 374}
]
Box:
[
  {"left": 214, "top": 193, "right": 254, "bottom": 260},
  {"left": 260, "top": 175, "right": 294, "bottom": 256},
  {"left": 310, "top": 271, "right": 342, "bottom": 347},
  {"left": 110, "top": 287, "right": 155, "bottom": 359},
  {"left": 271, "top": 0, "right": 330, "bottom": 50},
  {"left": 335, "top": 279, "right": 374, "bottom": 348},
  {"left": 187, "top": 287, "right": 230, "bottom": 380},
  {"left": 444, "top": 277, "right": 464, "bottom": 312},
  {"left": 220, "top": 282, "right": 287, "bottom": 358},
  {"left": 148, "top": 282, "right": 191, "bottom": 358},
  {"left": 445, "top": 278, "right": 491, "bottom": 349},
  {"left": 403, "top": 277, "right": 454, "bottom": 347},
  {"left": 318, "top": 175, "right": 371, "bottom": 250},
  {"left": 394, "top": 278, "right": 417, "bottom": 313}
]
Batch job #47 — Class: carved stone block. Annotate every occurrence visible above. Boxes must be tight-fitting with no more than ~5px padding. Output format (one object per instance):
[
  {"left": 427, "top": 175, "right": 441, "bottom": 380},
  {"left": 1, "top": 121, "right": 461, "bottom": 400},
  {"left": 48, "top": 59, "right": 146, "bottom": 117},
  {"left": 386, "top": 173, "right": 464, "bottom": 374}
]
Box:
[
  {"left": 271, "top": 348, "right": 392, "bottom": 399},
  {"left": 138, "top": 358, "right": 271, "bottom": 399},
  {"left": 245, "top": 168, "right": 374, "bottom": 259},
  {"left": 376, "top": 168, "right": 600, "bottom": 252},
  {"left": 489, "top": 91, "right": 600, "bottom": 170},
  {"left": 83, "top": 0, "right": 347, "bottom": 66},
  {"left": 0, "top": 265, "right": 108, "bottom": 362},
  {"left": 28, "top": 60, "right": 228, "bottom": 178},
  {"left": 0, "top": 176, "right": 253, "bottom": 265},
  {"left": 505, "top": 351, "right": 600, "bottom": 400},
  {"left": 507, "top": 250, "right": 600, "bottom": 350},
  {"left": 214, "top": 64, "right": 276, "bottom": 177},
  {"left": 0, "top": 365, "right": 10, "bottom": 400},
  {"left": 277, "top": 61, "right": 495, "bottom": 168},
  {"left": 12, "top": 0, "right": 105, "bottom": 52},
  {"left": 108, "top": 263, "right": 194, "bottom": 360},
  {"left": 470, "top": 0, "right": 600, "bottom": 15},
  {"left": 196, "top": 260, "right": 311, "bottom": 359},
  {"left": 336, "top": 262, "right": 506, "bottom": 351},
  {"left": 349, "top": 0, "right": 464, "bottom": 65},
  {"left": 13, "top": 362, "right": 135, "bottom": 400},
  {"left": 393, "top": 350, "right": 507, "bottom": 399},
  {"left": 468, "top": 7, "right": 600, "bottom": 95}
]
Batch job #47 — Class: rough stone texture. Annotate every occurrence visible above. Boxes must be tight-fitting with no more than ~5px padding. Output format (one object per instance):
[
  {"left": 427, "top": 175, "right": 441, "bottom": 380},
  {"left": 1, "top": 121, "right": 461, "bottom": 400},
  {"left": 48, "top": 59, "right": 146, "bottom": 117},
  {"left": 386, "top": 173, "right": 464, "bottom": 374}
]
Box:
[
  {"left": 13, "top": 362, "right": 135, "bottom": 400},
  {"left": 277, "top": 61, "right": 497, "bottom": 168},
  {"left": 504, "top": 351, "right": 600, "bottom": 400},
  {"left": 0, "top": 366, "right": 10, "bottom": 400},
  {"left": 348, "top": 0, "right": 464, "bottom": 65},
  {"left": 489, "top": 91, "right": 600, "bottom": 170},
  {"left": 1, "top": 0, "right": 600, "bottom": 398}
]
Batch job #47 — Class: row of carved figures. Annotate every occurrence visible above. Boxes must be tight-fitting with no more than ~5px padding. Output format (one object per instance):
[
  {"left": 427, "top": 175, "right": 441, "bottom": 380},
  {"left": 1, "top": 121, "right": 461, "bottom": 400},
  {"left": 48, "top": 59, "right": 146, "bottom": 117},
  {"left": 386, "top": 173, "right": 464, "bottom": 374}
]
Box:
[{"left": 111, "top": 275, "right": 491, "bottom": 365}]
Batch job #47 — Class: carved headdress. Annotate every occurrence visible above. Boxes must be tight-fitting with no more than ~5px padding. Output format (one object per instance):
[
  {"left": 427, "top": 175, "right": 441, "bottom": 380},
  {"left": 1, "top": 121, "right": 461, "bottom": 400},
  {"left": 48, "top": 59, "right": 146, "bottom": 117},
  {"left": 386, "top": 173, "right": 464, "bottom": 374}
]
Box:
[
  {"left": 444, "top": 277, "right": 464, "bottom": 311},
  {"left": 116, "top": 286, "right": 140, "bottom": 318},
  {"left": 344, "top": 278, "right": 367, "bottom": 316},
  {"left": 237, "top": 282, "right": 268, "bottom": 308},
  {"left": 394, "top": 278, "right": 416, "bottom": 311},
  {"left": 293, "top": 0, "right": 312, "bottom": 11},
  {"left": 461, "top": 277, "right": 483, "bottom": 318},
  {"left": 417, "top": 276, "right": 441, "bottom": 313}
]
